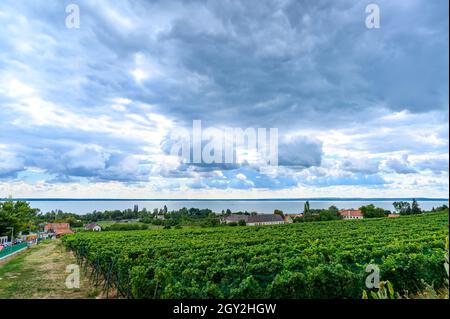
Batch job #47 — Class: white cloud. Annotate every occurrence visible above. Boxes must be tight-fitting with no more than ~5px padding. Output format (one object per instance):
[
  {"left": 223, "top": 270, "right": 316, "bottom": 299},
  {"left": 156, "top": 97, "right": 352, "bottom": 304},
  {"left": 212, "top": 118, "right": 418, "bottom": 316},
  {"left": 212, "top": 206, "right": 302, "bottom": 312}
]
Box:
[
  {"left": 0, "top": 149, "right": 24, "bottom": 177},
  {"left": 0, "top": 0, "right": 447, "bottom": 198},
  {"left": 111, "top": 104, "right": 127, "bottom": 112}
]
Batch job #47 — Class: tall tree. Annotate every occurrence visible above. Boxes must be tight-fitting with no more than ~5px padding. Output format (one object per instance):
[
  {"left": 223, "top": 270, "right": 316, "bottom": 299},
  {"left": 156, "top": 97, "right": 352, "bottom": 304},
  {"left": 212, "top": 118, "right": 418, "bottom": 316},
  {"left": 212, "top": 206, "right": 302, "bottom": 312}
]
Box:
[
  {"left": 304, "top": 201, "right": 310, "bottom": 215},
  {"left": 411, "top": 199, "right": 421, "bottom": 215}
]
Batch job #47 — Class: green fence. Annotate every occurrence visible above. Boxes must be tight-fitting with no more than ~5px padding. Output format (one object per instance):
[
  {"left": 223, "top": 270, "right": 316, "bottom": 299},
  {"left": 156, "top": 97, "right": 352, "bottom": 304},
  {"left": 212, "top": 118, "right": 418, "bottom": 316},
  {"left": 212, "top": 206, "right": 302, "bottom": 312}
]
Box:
[{"left": 0, "top": 242, "right": 28, "bottom": 259}]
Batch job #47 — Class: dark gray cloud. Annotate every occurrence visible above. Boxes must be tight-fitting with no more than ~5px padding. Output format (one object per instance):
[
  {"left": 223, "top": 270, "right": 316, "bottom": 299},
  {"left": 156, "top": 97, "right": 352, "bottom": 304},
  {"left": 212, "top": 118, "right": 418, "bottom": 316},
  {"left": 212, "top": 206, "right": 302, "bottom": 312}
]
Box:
[
  {"left": 384, "top": 156, "right": 417, "bottom": 174},
  {"left": 3, "top": 0, "right": 444, "bottom": 130},
  {"left": 341, "top": 158, "right": 380, "bottom": 175},
  {"left": 0, "top": 151, "right": 25, "bottom": 178},
  {"left": 415, "top": 158, "right": 449, "bottom": 175},
  {"left": 0, "top": 0, "right": 448, "bottom": 193},
  {"left": 278, "top": 136, "right": 323, "bottom": 168}
]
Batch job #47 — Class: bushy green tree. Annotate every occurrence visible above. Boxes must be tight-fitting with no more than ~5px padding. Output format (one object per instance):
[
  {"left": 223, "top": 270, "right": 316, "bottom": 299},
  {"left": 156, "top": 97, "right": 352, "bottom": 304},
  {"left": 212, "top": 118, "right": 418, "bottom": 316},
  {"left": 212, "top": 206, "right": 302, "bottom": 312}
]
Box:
[
  {"left": 360, "top": 204, "right": 389, "bottom": 218},
  {"left": 273, "top": 209, "right": 284, "bottom": 218},
  {"left": 238, "top": 219, "right": 246, "bottom": 226},
  {"left": 0, "top": 201, "right": 39, "bottom": 238},
  {"left": 328, "top": 205, "right": 339, "bottom": 214},
  {"left": 431, "top": 205, "right": 448, "bottom": 212},
  {"left": 393, "top": 201, "right": 412, "bottom": 215},
  {"left": 319, "top": 209, "right": 340, "bottom": 221}
]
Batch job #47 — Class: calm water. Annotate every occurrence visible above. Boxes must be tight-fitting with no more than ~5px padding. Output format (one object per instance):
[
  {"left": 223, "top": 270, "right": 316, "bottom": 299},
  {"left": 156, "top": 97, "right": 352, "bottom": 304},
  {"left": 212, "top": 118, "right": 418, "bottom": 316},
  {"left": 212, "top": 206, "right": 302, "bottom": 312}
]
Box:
[{"left": 7, "top": 199, "right": 449, "bottom": 215}]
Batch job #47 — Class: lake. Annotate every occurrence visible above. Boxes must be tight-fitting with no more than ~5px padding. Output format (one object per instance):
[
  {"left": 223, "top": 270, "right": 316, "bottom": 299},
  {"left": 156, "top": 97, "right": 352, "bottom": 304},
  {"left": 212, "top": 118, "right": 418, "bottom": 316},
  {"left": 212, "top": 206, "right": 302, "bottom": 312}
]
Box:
[{"left": 5, "top": 199, "right": 449, "bottom": 215}]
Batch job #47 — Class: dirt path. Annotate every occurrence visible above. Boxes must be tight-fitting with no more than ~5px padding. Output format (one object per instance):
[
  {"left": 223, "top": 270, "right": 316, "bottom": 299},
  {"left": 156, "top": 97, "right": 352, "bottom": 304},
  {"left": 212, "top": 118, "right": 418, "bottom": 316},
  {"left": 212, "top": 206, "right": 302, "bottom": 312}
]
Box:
[{"left": 0, "top": 240, "right": 99, "bottom": 299}]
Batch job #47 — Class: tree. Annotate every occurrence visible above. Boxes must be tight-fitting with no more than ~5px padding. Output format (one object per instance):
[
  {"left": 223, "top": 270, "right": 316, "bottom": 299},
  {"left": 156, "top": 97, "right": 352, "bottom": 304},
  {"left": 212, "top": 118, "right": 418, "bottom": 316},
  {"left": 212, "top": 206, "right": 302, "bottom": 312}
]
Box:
[
  {"left": 302, "top": 201, "right": 318, "bottom": 222},
  {"left": 293, "top": 217, "right": 304, "bottom": 223},
  {"left": 360, "top": 204, "right": 388, "bottom": 218},
  {"left": 0, "top": 201, "right": 39, "bottom": 238},
  {"left": 319, "top": 210, "right": 335, "bottom": 221},
  {"left": 64, "top": 216, "right": 83, "bottom": 228},
  {"left": 432, "top": 205, "right": 448, "bottom": 212},
  {"left": 411, "top": 199, "right": 421, "bottom": 215},
  {"left": 328, "top": 206, "right": 339, "bottom": 214},
  {"left": 201, "top": 213, "right": 220, "bottom": 227},
  {"left": 304, "top": 201, "right": 310, "bottom": 215},
  {"left": 393, "top": 201, "right": 412, "bottom": 215},
  {"left": 238, "top": 219, "right": 246, "bottom": 226},
  {"left": 318, "top": 206, "right": 341, "bottom": 221},
  {"left": 274, "top": 209, "right": 284, "bottom": 218}
]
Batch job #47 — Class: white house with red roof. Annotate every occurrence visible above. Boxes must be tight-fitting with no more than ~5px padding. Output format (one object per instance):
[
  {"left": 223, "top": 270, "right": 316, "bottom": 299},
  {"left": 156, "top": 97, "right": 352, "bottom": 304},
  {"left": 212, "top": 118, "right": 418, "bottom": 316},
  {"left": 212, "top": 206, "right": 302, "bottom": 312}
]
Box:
[{"left": 339, "top": 209, "right": 363, "bottom": 220}]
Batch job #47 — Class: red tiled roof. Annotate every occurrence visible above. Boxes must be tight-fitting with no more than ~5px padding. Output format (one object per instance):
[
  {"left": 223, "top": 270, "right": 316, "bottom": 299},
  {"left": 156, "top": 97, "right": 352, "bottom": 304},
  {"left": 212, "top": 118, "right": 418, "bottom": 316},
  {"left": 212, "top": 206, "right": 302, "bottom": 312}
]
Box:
[
  {"left": 339, "top": 209, "right": 363, "bottom": 217},
  {"left": 55, "top": 229, "right": 74, "bottom": 235},
  {"left": 45, "top": 223, "right": 70, "bottom": 230},
  {"left": 44, "top": 223, "right": 73, "bottom": 235}
]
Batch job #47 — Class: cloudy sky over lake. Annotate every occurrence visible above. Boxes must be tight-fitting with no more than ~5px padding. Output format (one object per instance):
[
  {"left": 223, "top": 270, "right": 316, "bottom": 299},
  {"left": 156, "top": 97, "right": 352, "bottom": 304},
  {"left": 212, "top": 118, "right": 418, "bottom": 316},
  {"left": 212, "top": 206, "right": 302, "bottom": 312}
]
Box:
[{"left": 0, "top": 0, "right": 448, "bottom": 198}]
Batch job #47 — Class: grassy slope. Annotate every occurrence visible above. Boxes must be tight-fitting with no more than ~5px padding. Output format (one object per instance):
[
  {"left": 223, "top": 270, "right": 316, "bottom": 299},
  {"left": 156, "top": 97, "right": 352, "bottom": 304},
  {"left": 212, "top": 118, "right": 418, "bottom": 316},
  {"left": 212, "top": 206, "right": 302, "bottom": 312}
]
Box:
[{"left": 0, "top": 240, "right": 99, "bottom": 299}]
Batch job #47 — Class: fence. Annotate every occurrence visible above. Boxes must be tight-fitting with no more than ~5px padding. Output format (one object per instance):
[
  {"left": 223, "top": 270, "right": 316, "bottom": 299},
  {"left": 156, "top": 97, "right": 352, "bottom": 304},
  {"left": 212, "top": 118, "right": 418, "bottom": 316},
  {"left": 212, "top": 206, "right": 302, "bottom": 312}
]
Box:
[{"left": 0, "top": 242, "right": 28, "bottom": 260}]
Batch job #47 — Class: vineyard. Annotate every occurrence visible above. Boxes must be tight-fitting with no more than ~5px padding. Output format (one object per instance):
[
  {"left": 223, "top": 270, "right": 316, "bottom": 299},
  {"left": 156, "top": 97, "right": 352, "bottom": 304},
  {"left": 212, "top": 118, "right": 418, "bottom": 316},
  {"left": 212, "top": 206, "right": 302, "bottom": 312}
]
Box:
[{"left": 62, "top": 211, "right": 449, "bottom": 299}]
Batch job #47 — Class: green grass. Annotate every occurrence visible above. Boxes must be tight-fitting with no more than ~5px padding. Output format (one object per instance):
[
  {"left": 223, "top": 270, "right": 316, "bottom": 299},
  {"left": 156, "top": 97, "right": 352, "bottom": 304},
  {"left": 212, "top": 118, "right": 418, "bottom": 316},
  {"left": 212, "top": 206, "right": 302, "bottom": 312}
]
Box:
[
  {"left": 95, "top": 220, "right": 118, "bottom": 227},
  {"left": 0, "top": 240, "right": 99, "bottom": 299}
]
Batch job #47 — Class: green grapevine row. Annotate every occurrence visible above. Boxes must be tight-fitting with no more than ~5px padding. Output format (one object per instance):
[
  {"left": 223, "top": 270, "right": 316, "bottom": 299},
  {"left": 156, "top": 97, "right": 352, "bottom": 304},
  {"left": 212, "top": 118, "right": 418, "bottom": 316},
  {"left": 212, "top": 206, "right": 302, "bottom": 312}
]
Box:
[{"left": 62, "top": 211, "right": 449, "bottom": 298}]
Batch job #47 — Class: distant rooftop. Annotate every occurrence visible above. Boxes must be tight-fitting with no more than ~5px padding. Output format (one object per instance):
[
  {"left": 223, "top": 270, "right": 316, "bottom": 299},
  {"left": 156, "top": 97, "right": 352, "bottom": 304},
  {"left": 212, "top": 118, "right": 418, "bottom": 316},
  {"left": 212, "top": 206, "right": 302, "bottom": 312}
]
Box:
[{"left": 225, "top": 214, "right": 284, "bottom": 223}]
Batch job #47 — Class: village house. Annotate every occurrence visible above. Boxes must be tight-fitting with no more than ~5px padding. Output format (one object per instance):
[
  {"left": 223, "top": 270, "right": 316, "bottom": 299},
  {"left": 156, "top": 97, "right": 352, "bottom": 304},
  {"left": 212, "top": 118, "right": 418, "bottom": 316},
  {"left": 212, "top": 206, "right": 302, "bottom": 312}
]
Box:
[
  {"left": 283, "top": 214, "right": 294, "bottom": 223},
  {"left": 388, "top": 213, "right": 400, "bottom": 218},
  {"left": 247, "top": 214, "right": 285, "bottom": 226},
  {"left": 339, "top": 209, "right": 364, "bottom": 220},
  {"left": 84, "top": 222, "right": 102, "bottom": 231},
  {"left": 223, "top": 214, "right": 247, "bottom": 224},
  {"left": 289, "top": 214, "right": 304, "bottom": 220},
  {"left": 44, "top": 223, "right": 74, "bottom": 237},
  {"left": 224, "top": 214, "right": 285, "bottom": 226}
]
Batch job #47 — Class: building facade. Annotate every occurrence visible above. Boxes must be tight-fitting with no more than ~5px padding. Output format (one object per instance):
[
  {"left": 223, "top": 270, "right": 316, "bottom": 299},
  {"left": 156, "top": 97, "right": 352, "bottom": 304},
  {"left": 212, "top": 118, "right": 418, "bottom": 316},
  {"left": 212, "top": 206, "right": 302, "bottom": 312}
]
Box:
[
  {"left": 44, "top": 223, "right": 74, "bottom": 237},
  {"left": 339, "top": 209, "right": 364, "bottom": 220},
  {"left": 224, "top": 214, "right": 285, "bottom": 226}
]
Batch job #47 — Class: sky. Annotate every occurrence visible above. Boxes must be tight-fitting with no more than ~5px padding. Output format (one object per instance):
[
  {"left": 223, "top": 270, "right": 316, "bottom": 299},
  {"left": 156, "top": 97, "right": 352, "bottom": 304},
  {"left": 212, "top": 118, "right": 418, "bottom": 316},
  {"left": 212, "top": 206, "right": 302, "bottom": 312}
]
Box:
[{"left": 0, "top": 0, "right": 448, "bottom": 199}]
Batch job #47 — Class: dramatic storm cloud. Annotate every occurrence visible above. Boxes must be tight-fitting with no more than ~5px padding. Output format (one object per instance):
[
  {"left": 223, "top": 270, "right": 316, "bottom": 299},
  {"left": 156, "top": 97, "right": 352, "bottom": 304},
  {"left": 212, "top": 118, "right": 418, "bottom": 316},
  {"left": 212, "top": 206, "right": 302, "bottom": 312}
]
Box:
[{"left": 0, "top": 0, "right": 448, "bottom": 198}]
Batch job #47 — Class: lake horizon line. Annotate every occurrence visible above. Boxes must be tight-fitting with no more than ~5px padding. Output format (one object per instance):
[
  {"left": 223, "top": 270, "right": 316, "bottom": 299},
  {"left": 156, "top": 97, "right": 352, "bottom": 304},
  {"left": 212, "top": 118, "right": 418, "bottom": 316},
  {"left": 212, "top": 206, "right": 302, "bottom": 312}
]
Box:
[{"left": 3, "top": 197, "right": 449, "bottom": 202}]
